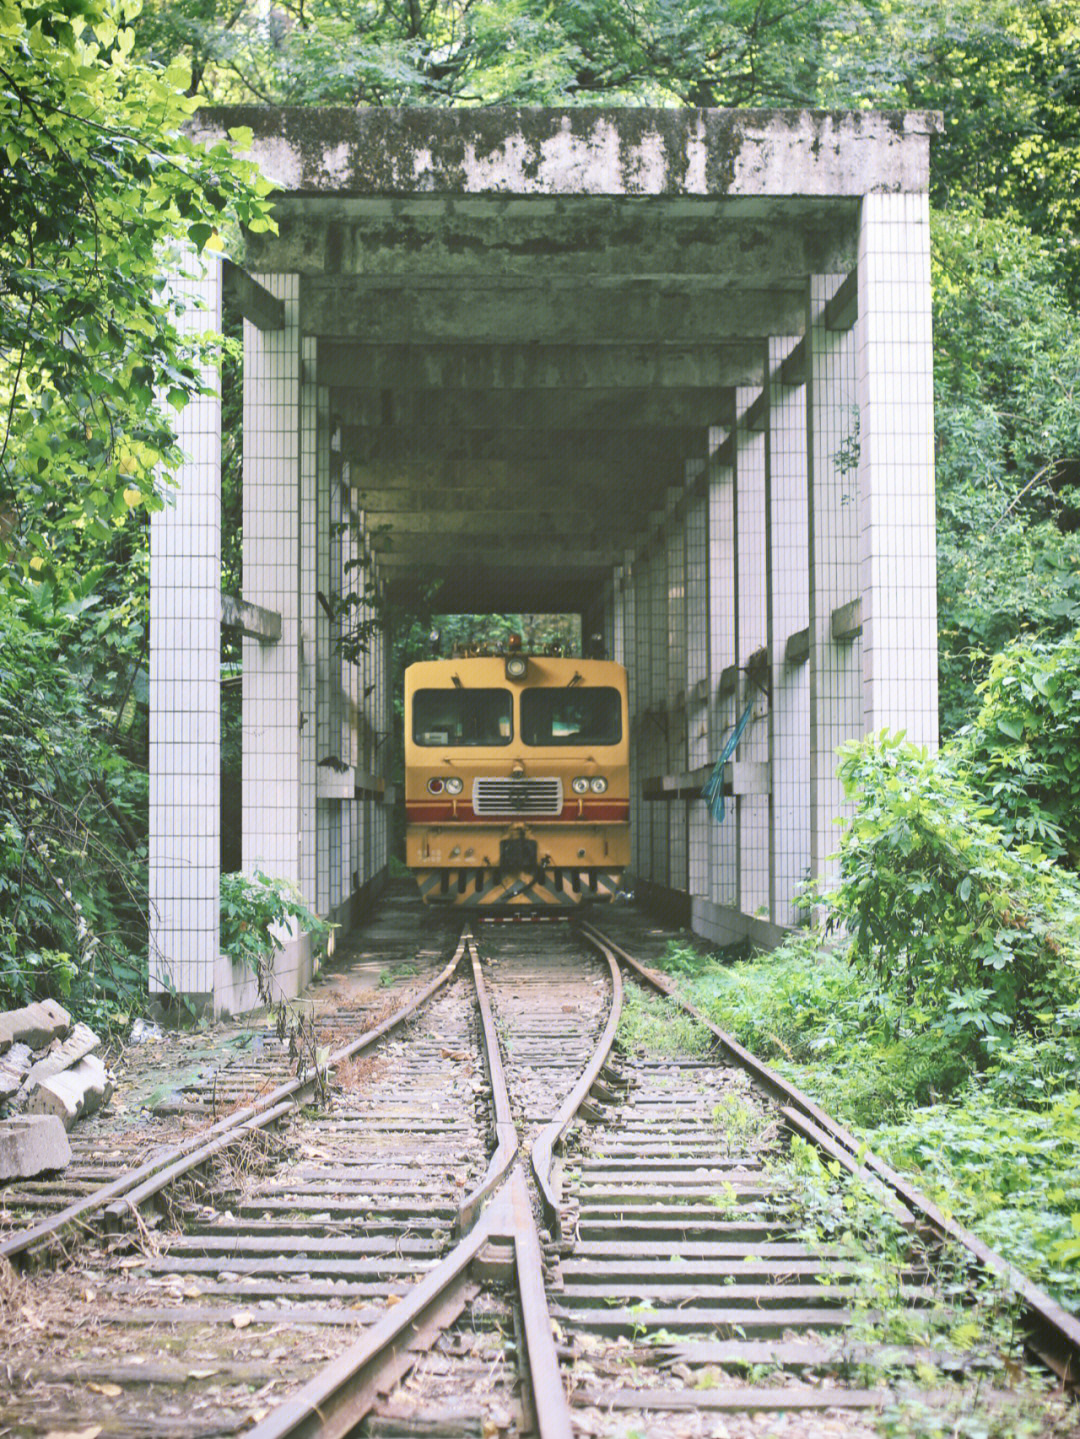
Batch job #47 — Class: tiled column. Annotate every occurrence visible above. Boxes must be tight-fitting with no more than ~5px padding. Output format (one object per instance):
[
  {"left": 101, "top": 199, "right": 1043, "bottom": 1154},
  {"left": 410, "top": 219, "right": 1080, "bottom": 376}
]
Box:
[
  {"left": 808, "top": 274, "right": 861, "bottom": 892},
  {"left": 767, "top": 338, "right": 811, "bottom": 925},
  {"left": 314, "top": 392, "right": 334, "bottom": 913},
  {"left": 857, "top": 193, "right": 939, "bottom": 745},
  {"left": 734, "top": 386, "right": 769, "bottom": 918},
  {"left": 242, "top": 274, "right": 301, "bottom": 885},
  {"left": 298, "top": 342, "right": 318, "bottom": 909},
  {"left": 707, "top": 455, "right": 737, "bottom": 909},
  {"left": 649, "top": 535, "right": 669, "bottom": 887},
  {"left": 149, "top": 258, "right": 222, "bottom": 998},
  {"left": 621, "top": 552, "right": 640, "bottom": 884},
  {"left": 633, "top": 554, "right": 651, "bottom": 879},
  {"left": 686, "top": 482, "right": 710, "bottom": 900},
  {"left": 666, "top": 497, "right": 687, "bottom": 893}
]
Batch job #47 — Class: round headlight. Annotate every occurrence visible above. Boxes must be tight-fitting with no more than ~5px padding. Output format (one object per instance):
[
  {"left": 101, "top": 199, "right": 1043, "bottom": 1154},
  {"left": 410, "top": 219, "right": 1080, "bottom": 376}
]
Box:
[
  {"left": 505, "top": 655, "right": 528, "bottom": 680},
  {"left": 590, "top": 776, "right": 608, "bottom": 794},
  {"left": 444, "top": 776, "right": 463, "bottom": 795},
  {"left": 427, "top": 777, "right": 445, "bottom": 794},
  {"left": 571, "top": 777, "right": 589, "bottom": 795}
]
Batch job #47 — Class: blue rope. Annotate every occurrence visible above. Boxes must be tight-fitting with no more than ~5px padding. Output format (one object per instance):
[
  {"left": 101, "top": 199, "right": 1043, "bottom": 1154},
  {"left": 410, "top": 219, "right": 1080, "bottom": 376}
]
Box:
[{"left": 702, "top": 695, "right": 757, "bottom": 825}]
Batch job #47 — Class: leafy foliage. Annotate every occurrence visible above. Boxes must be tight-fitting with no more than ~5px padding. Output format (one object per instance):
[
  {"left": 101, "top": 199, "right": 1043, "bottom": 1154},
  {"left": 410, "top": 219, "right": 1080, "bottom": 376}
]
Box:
[
  {"left": 829, "top": 733, "right": 1078, "bottom": 1044},
  {"left": 220, "top": 869, "right": 333, "bottom": 1004},
  {"left": 0, "top": 577, "right": 149, "bottom": 1029},
  {"left": 959, "top": 630, "right": 1080, "bottom": 867},
  {"left": 0, "top": 0, "right": 274, "bottom": 567}
]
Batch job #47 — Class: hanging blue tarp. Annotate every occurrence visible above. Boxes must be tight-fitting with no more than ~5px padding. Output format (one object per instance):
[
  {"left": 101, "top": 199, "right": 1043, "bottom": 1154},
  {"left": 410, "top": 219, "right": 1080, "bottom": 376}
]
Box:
[{"left": 702, "top": 695, "right": 757, "bottom": 825}]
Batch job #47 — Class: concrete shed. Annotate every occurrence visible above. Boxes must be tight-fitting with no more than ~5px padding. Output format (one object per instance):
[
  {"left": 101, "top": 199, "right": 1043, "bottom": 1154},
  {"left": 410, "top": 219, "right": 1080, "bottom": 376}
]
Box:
[{"left": 151, "top": 106, "right": 940, "bottom": 1006}]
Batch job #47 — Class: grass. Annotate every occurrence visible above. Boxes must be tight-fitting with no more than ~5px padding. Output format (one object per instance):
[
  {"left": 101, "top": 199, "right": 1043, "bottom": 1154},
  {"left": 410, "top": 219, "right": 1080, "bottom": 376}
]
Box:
[{"left": 645, "top": 934, "right": 1080, "bottom": 1313}]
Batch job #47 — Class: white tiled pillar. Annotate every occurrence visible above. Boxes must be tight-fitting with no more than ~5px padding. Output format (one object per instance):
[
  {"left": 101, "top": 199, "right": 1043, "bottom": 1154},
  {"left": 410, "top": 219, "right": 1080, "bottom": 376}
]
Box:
[
  {"left": 734, "top": 387, "right": 769, "bottom": 918},
  {"left": 298, "top": 342, "right": 318, "bottom": 909},
  {"left": 242, "top": 274, "right": 301, "bottom": 885},
  {"left": 621, "top": 552, "right": 640, "bottom": 883},
  {"left": 686, "top": 484, "right": 710, "bottom": 899},
  {"left": 666, "top": 498, "right": 687, "bottom": 892},
  {"left": 857, "top": 193, "right": 939, "bottom": 745},
  {"left": 649, "top": 535, "right": 669, "bottom": 887},
  {"left": 708, "top": 455, "right": 737, "bottom": 909},
  {"left": 808, "top": 275, "right": 861, "bottom": 892},
  {"left": 767, "top": 338, "right": 811, "bottom": 925},
  {"left": 633, "top": 554, "right": 651, "bottom": 879},
  {"left": 149, "top": 258, "right": 222, "bottom": 998}
]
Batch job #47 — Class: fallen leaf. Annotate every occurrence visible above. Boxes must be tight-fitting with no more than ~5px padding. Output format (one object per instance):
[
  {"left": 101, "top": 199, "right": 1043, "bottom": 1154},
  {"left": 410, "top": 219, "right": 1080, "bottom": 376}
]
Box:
[
  {"left": 232, "top": 1310, "right": 254, "bottom": 1329},
  {"left": 118, "top": 1256, "right": 148, "bottom": 1269},
  {"left": 188, "top": 1368, "right": 219, "bottom": 1380},
  {"left": 87, "top": 1383, "right": 122, "bottom": 1398},
  {"left": 83, "top": 1289, "right": 96, "bottom": 1303},
  {"left": 20, "top": 1305, "right": 43, "bottom": 1330},
  {"left": 183, "top": 1285, "right": 203, "bottom": 1299},
  {"left": 384, "top": 1294, "right": 402, "bottom": 1307},
  {"left": 248, "top": 1410, "right": 269, "bottom": 1425},
  {"left": 440, "top": 1048, "right": 467, "bottom": 1061}
]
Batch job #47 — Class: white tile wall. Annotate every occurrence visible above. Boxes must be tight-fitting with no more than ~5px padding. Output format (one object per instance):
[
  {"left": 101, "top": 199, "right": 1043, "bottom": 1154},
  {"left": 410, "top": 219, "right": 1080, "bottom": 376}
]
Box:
[
  {"left": 857, "top": 193, "right": 939, "bottom": 746},
  {"left": 149, "top": 257, "right": 222, "bottom": 997},
  {"left": 808, "top": 274, "right": 861, "bottom": 894},
  {"left": 768, "top": 336, "right": 811, "bottom": 924}
]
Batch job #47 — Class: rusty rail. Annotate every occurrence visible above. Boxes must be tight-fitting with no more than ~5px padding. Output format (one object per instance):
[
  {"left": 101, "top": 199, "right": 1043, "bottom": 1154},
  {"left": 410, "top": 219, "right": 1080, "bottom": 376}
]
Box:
[
  {"left": 531, "top": 927, "right": 623, "bottom": 1238},
  {"left": 457, "top": 928, "right": 517, "bottom": 1233},
  {"left": 581, "top": 918, "right": 1080, "bottom": 1390},
  {"left": 2, "top": 932, "right": 468, "bottom": 1266}
]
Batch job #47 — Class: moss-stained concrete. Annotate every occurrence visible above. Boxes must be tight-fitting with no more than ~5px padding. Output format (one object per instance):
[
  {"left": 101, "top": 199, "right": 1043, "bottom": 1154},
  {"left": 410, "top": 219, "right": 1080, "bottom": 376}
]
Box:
[{"left": 192, "top": 106, "right": 939, "bottom": 199}]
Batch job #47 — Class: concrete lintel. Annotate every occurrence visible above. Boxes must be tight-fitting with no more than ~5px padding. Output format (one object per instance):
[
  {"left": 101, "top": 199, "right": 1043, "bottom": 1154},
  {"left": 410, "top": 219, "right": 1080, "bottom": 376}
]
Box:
[
  {"left": 642, "top": 759, "right": 770, "bottom": 801},
  {"left": 222, "top": 259, "right": 286, "bottom": 332},
  {"left": 191, "top": 107, "right": 939, "bottom": 199},
  {"left": 784, "top": 627, "right": 810, "bottom": 666},
  {"left": 739, "top": 392, "right": 767, "bottom": 432},
  {"left": 777, "top": 341, "right": 807, "bottom": 388},
  {"left": 831, "top": 596, "right": 863, "bottom": 642},
  {"left": 220, "top": 592, "right": 282, "bottom": 643},
  {"left": 824, "top": 268, "right": 858, "bottom": 332},
  {"left": 317, "top": 339, "right": 765, "bottom": 394},
  {"left": 354, "top": 771, "right": 387, "bottom": 800},
  {"left": 718, "top": 663, "right": 740, "bottom": 698},
  {"left": 316, "top": 764, "right": 355, "bottom": 799}
]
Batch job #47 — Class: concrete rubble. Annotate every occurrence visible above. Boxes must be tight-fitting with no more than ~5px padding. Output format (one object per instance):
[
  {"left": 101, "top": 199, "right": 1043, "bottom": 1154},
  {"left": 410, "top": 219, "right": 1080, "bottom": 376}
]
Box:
[
  {"left": 0, "top": 1115, "right": 72, "bottom": 1181},
  {"left": 0, "top": 1003, "right": 114, "bottom": 1165},
  {"left": 28, "top": 1054, "right": 114, "bottom": 1131},
  {"left": 0, "top": 998, "right": 71, "bottom": 1053}
]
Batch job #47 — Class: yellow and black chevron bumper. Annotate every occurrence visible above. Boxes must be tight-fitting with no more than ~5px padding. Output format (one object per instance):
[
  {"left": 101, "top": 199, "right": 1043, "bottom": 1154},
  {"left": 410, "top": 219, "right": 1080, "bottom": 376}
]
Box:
[{"left": 413, "top": 868, "right": 621, "bottom": 908}]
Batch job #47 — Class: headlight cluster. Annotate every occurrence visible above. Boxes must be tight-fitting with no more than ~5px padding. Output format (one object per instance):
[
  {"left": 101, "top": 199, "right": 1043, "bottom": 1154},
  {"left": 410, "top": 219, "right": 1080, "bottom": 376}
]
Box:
[
  {"left": 427, "top": 776, "right": 463, "bottom": 795},
  {"left": 571, "top": 776, "right": 608, "bottom": 795}
]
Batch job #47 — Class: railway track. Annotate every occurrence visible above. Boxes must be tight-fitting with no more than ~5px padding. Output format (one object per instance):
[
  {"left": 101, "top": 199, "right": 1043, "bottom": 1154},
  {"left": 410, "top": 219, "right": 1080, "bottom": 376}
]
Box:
[{"left": 1, "top": 902, "right": 1078, "bottom": 1437}]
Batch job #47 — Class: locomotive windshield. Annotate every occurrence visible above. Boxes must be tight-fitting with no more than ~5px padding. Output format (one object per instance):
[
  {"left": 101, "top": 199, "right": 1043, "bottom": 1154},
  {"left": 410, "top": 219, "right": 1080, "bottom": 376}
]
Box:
[
  {"left": 413, "top": 688, "right": 513, "bottom": 746},
  {"left": 520, "top": 687, "right": 622, "bottom": 746}
]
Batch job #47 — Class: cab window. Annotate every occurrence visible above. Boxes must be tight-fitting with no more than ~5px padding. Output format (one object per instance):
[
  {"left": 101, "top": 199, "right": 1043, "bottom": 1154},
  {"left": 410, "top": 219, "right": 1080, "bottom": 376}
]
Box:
[
  {"left": 412, "top": 689, "right": 513, "bottom": 746},
  {"left": 520, "top": 687, "right": 622, "bottom": 746}
]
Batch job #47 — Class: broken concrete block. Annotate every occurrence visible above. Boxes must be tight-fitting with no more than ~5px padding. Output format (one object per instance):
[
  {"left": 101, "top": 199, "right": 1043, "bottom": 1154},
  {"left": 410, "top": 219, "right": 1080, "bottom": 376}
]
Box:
[
  {"left": 0, "top": 1043, "right": 33, "bottom": 1105},
  {"left": 27, "top": 1053, "right": 114, "bottom": 1130},
  {"left": 0, "top": 998, "right": 71, "bottom": 1053},
  {"left": 0, "top": 1115, "right": 72, "bottom": 1180},
  {"left": 24, "top": 1022, "right": 101, "bottom": 1089}
]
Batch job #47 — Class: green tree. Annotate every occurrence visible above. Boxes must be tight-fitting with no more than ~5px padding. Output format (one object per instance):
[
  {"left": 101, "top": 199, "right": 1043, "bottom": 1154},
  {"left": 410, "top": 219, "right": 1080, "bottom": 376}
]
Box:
[{"left": 0, "top": 0, "right": 274, "bottom": 569}]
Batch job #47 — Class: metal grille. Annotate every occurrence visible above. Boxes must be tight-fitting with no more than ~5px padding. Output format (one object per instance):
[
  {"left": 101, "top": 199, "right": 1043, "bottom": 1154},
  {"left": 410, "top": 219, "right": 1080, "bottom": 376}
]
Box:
[{"left": 472, "top": 777, "right": 563, "bottom": 816}]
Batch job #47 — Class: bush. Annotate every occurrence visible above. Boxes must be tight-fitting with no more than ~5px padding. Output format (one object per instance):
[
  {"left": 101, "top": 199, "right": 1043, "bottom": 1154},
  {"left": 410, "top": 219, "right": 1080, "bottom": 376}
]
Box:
[
  {"left": 960, "top": 629, "right": 1080, "bottom": 866},
  {"left": 829, "top": 733, "right": 1079, "bottom": 1048},
  {"left": 220, "top": 870, "right": 333, "bottom": 1005}
]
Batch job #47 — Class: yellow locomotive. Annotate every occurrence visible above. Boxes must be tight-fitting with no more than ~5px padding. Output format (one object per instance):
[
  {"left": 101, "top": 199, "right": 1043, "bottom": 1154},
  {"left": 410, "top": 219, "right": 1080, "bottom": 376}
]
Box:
[{"left": 404, "top": 651, "right": 629, "bottom": 908}]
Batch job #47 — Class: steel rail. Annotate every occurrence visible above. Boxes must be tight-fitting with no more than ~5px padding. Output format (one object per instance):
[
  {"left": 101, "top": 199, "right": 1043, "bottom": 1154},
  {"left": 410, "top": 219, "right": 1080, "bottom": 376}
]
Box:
[
  {"left": 531, "top": 928, "right": 623, "bottom": 1238},
  {"left": 582, "top": 919, "right": 1080, "bottom": 1389},
  {"left": 456, "top": 929, "right": 517, "bottom": 1234},
  {"left": 1, "top": 932, "right": 469, "bottom": 1266}
]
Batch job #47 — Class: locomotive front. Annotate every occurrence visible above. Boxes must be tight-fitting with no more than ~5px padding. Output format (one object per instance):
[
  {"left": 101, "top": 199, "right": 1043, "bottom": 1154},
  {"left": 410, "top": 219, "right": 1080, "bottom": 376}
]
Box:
[{"left": 404, "top": 653, "right": 629, "bottom": 908}]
